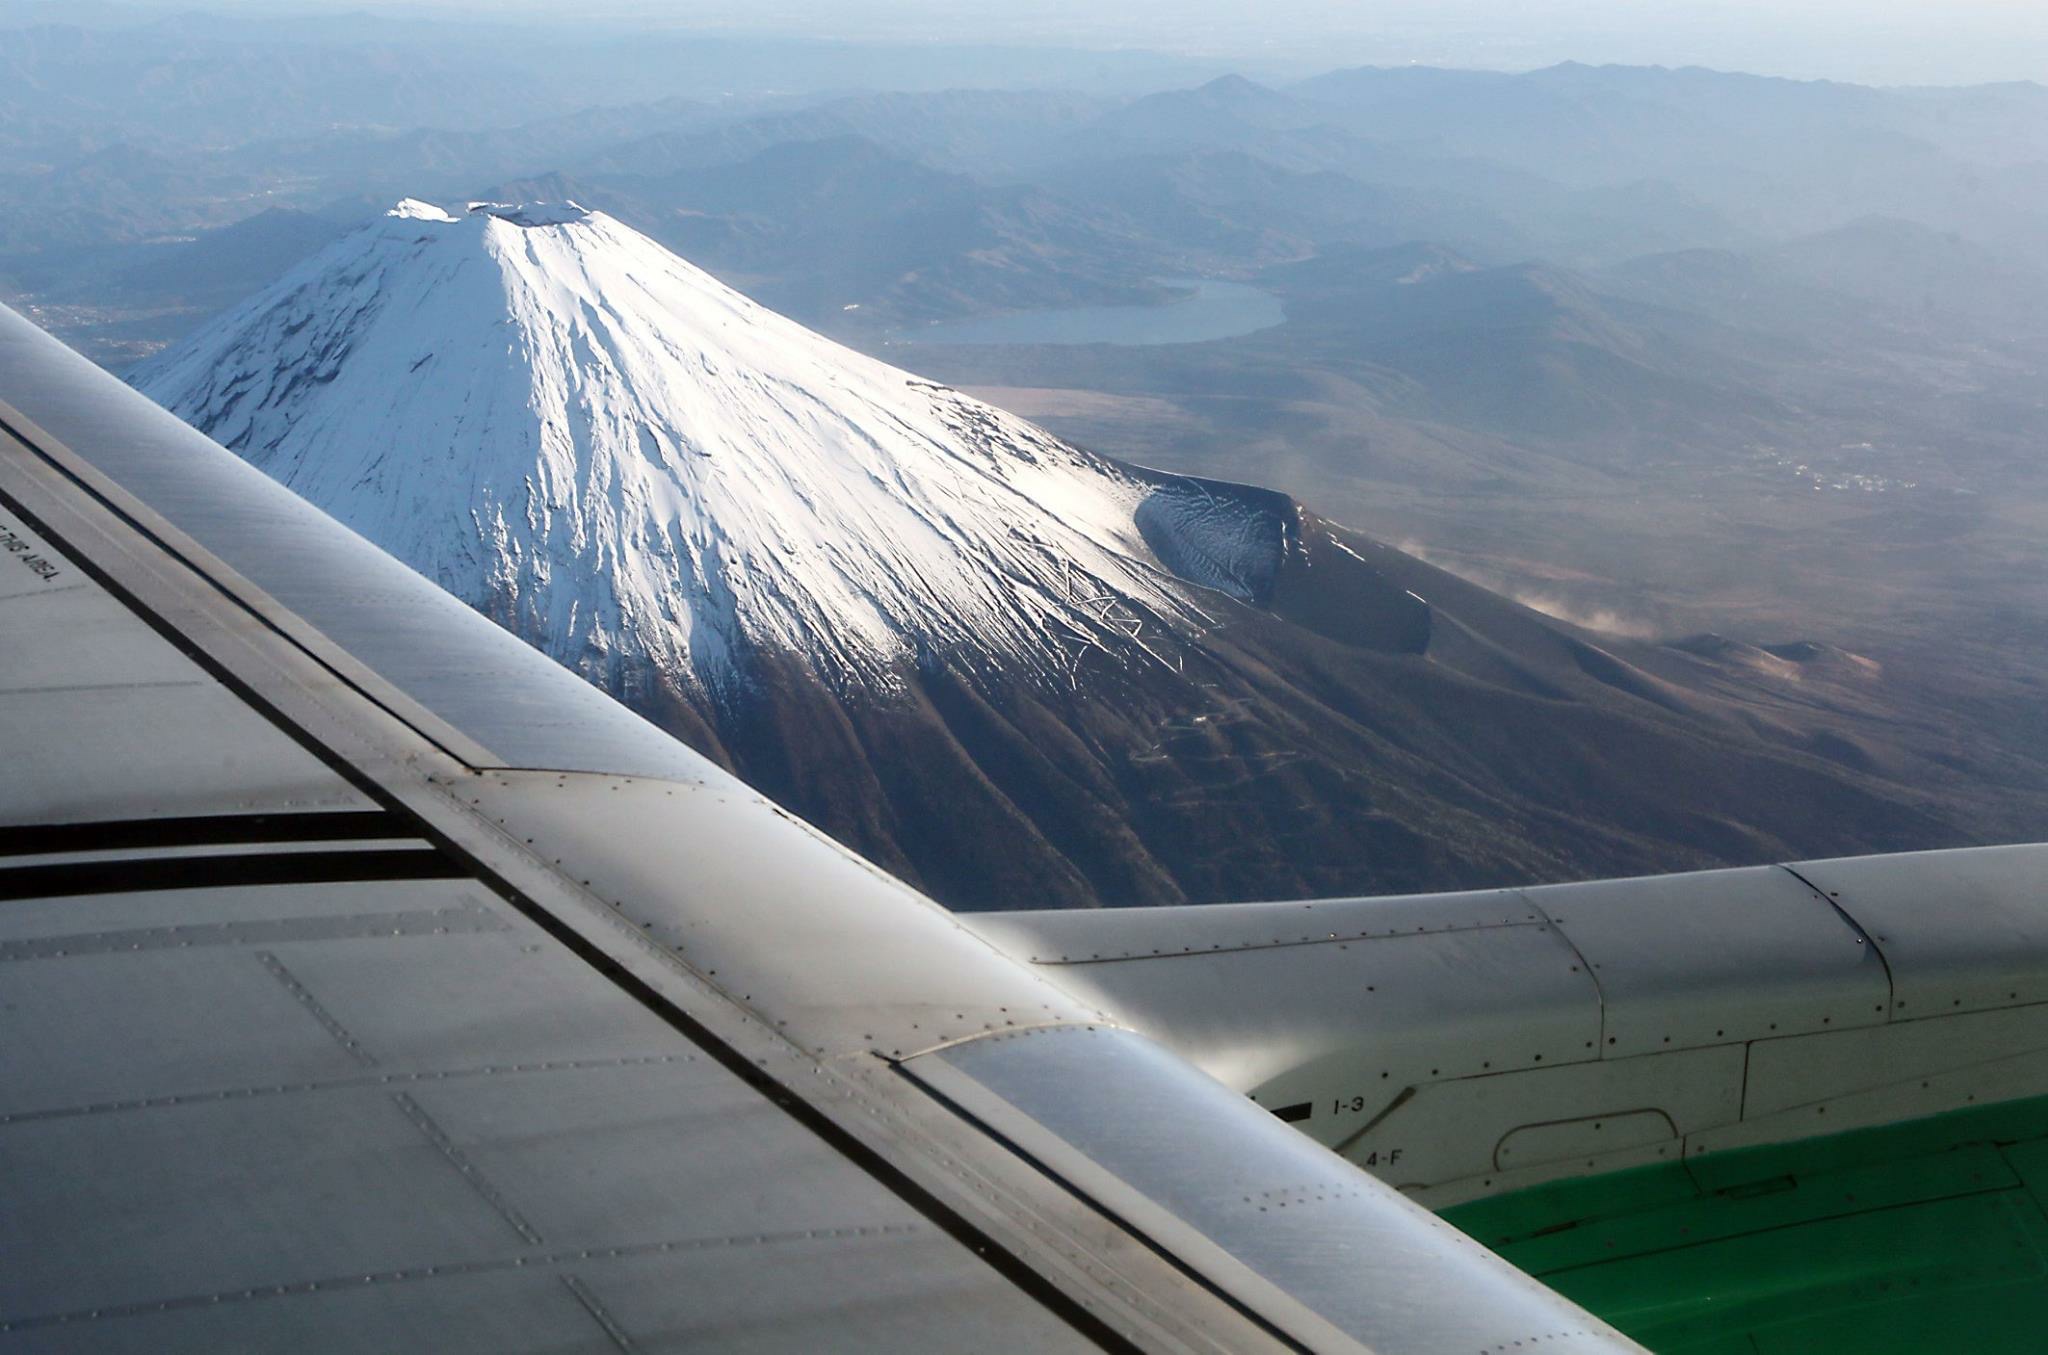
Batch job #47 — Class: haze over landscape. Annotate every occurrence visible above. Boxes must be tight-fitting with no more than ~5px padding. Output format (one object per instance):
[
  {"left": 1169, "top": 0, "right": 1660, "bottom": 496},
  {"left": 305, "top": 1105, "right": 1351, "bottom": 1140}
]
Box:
[
  {"left": 33, "top": 0, "right": 2048, "bottom": 85},
  {"left": 7, "top": 0, "right": 2047, "bottom": 907}
]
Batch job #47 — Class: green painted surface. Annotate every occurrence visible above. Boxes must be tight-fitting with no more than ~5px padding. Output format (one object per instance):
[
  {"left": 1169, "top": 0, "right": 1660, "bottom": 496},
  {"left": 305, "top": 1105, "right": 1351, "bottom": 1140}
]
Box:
[{"left": 1440, "top": 1095, "right": 2048, "bottom": 1354}]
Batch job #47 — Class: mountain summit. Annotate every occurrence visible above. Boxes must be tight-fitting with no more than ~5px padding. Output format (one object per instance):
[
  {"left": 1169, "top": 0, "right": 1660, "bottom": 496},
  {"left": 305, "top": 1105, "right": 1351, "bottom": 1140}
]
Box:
[
  {"left": 135, "top": 201, "right": 1965, "bottom": 908},
  {"left": 131, "top": 198, "right": 1287, "bottom": 699}
]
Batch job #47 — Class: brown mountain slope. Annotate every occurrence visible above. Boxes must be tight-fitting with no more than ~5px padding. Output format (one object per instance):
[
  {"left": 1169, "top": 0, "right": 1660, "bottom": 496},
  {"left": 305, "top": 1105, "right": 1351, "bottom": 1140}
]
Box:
[{"left": 628, "top": 502, "right": 1967, "bottom": 910}]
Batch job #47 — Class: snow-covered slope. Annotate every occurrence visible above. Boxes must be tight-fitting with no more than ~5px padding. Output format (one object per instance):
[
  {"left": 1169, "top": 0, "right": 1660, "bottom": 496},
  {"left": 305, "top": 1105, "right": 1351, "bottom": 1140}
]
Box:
[{"left": 133, "top": 198, "right": 1295, "bottom": 697}]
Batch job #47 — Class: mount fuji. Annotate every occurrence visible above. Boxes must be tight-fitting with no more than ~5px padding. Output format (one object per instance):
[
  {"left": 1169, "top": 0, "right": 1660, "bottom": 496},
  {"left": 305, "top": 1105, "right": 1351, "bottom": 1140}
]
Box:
[
  {"left": 132, "top": 200, "right": 1967, "bottom": 907},
  {"left": 129, "top": 198, "right": 1280, "bottom": 700}
]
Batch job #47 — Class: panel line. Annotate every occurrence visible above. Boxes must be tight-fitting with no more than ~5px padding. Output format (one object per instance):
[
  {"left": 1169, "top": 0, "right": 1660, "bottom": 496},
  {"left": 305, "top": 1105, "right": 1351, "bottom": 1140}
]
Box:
[
  {"left": 390, "top": 1091, "right": 544, "bottom": 1245},
  {"left": 256, "top": 949, "right": 377, "bottom": 1067}
]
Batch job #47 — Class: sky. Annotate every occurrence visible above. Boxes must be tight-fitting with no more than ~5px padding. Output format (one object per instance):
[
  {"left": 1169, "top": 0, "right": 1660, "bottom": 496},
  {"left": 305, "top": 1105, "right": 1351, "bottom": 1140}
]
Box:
[{"left": 58, "top": 0, "right": 2048, "bottom": 86}]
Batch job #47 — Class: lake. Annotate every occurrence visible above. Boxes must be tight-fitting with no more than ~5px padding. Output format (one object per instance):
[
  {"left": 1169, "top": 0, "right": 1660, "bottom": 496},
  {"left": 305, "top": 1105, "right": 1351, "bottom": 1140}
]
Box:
[{"left": 895, "top": 278, "right": 1284, "bottom": 348}]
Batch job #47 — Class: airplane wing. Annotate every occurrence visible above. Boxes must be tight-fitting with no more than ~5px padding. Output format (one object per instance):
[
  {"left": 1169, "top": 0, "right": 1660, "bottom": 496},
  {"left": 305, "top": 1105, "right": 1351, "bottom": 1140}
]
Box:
[
  {"left": 14, "top": 294, "right": 2048, "bottom": 1355},
  {"left": 966, "top": 827, "right": 2048, "bottom": 1350},
  {"left": 0, "top": 303, "right": 1642, "bottom": 1352}
]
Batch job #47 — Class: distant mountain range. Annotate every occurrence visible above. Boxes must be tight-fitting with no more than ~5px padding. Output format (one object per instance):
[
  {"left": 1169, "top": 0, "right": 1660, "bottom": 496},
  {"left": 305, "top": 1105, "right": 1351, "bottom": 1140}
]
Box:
[
  {"left": 12, "top": 52, "right": 2048, "bottom": 359},
  {"left": 129, "top": 202, "right": 1979, "bottom": 908}
]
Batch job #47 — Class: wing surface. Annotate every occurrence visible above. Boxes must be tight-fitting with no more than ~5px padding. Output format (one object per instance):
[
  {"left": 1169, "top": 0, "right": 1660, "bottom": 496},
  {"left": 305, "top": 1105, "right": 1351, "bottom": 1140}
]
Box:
[
  {"left": 0, "top": 304, "right": 1640, "bottom": 1353},
  {"left": 968, "top": 848, "right": 2048, "bottom": 1207}
]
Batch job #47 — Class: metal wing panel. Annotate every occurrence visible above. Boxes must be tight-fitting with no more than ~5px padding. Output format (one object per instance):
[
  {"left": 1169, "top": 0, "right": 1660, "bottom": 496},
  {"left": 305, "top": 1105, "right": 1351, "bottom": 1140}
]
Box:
[
  {"left": 966, "top": 887, "right": 1543, "bottom": 963},
  {"left": 455, "top": 770, "right": 1110, "bottom": 1060},
  {"left": 1357, "top": 1044, "right": 1748, "bottom": 1207},
  {"left": 965, "top": 853, "right": 2048, "bottom": 1217},
  {"left": 0, "top": 503, "right": 371, "bottom": 825},
  {"left": 1521, "top": 865, "right": 1891, "bottom": 1056},
  {"left": 0, "top": 878, "right": 1101, "bottom": 1354},
  {"left": 907, "top": 1027, "right": 1645, "bottom": 1355},
  {"left": 1740, "top": 1005, "right": 2048, "bottom": 1120},
  {"left": 1795, "top": 845, "right": 2048, "bottom": 1017},
  {"left": 968, "top": 909, "right": 1603, "bottom": 1141}
]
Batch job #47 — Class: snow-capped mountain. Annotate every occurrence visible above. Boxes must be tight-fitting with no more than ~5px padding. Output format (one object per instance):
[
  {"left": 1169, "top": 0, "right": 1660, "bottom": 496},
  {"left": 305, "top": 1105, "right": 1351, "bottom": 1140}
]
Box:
[
  {"left": 134, "top": 200, "right": 1969, "bottom": 909},
  {"left": 132, "top": 199, "right": 1290, "bottom": 699}
]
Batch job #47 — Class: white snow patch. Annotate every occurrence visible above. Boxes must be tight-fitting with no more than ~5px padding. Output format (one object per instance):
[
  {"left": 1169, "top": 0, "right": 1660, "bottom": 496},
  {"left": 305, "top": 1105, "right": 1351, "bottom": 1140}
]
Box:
[
  {"left": 1324, "top": 532, "right": 1372, "bottom": 565},
  {"left": 389, "top": 198, "right": 459, "bottom": 222}
]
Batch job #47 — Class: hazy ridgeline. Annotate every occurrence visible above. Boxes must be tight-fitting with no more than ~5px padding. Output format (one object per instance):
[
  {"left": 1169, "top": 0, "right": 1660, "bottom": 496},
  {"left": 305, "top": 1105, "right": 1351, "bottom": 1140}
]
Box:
[{"left": 8, "top": 5, "right": 2048, "bottom": 893}]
